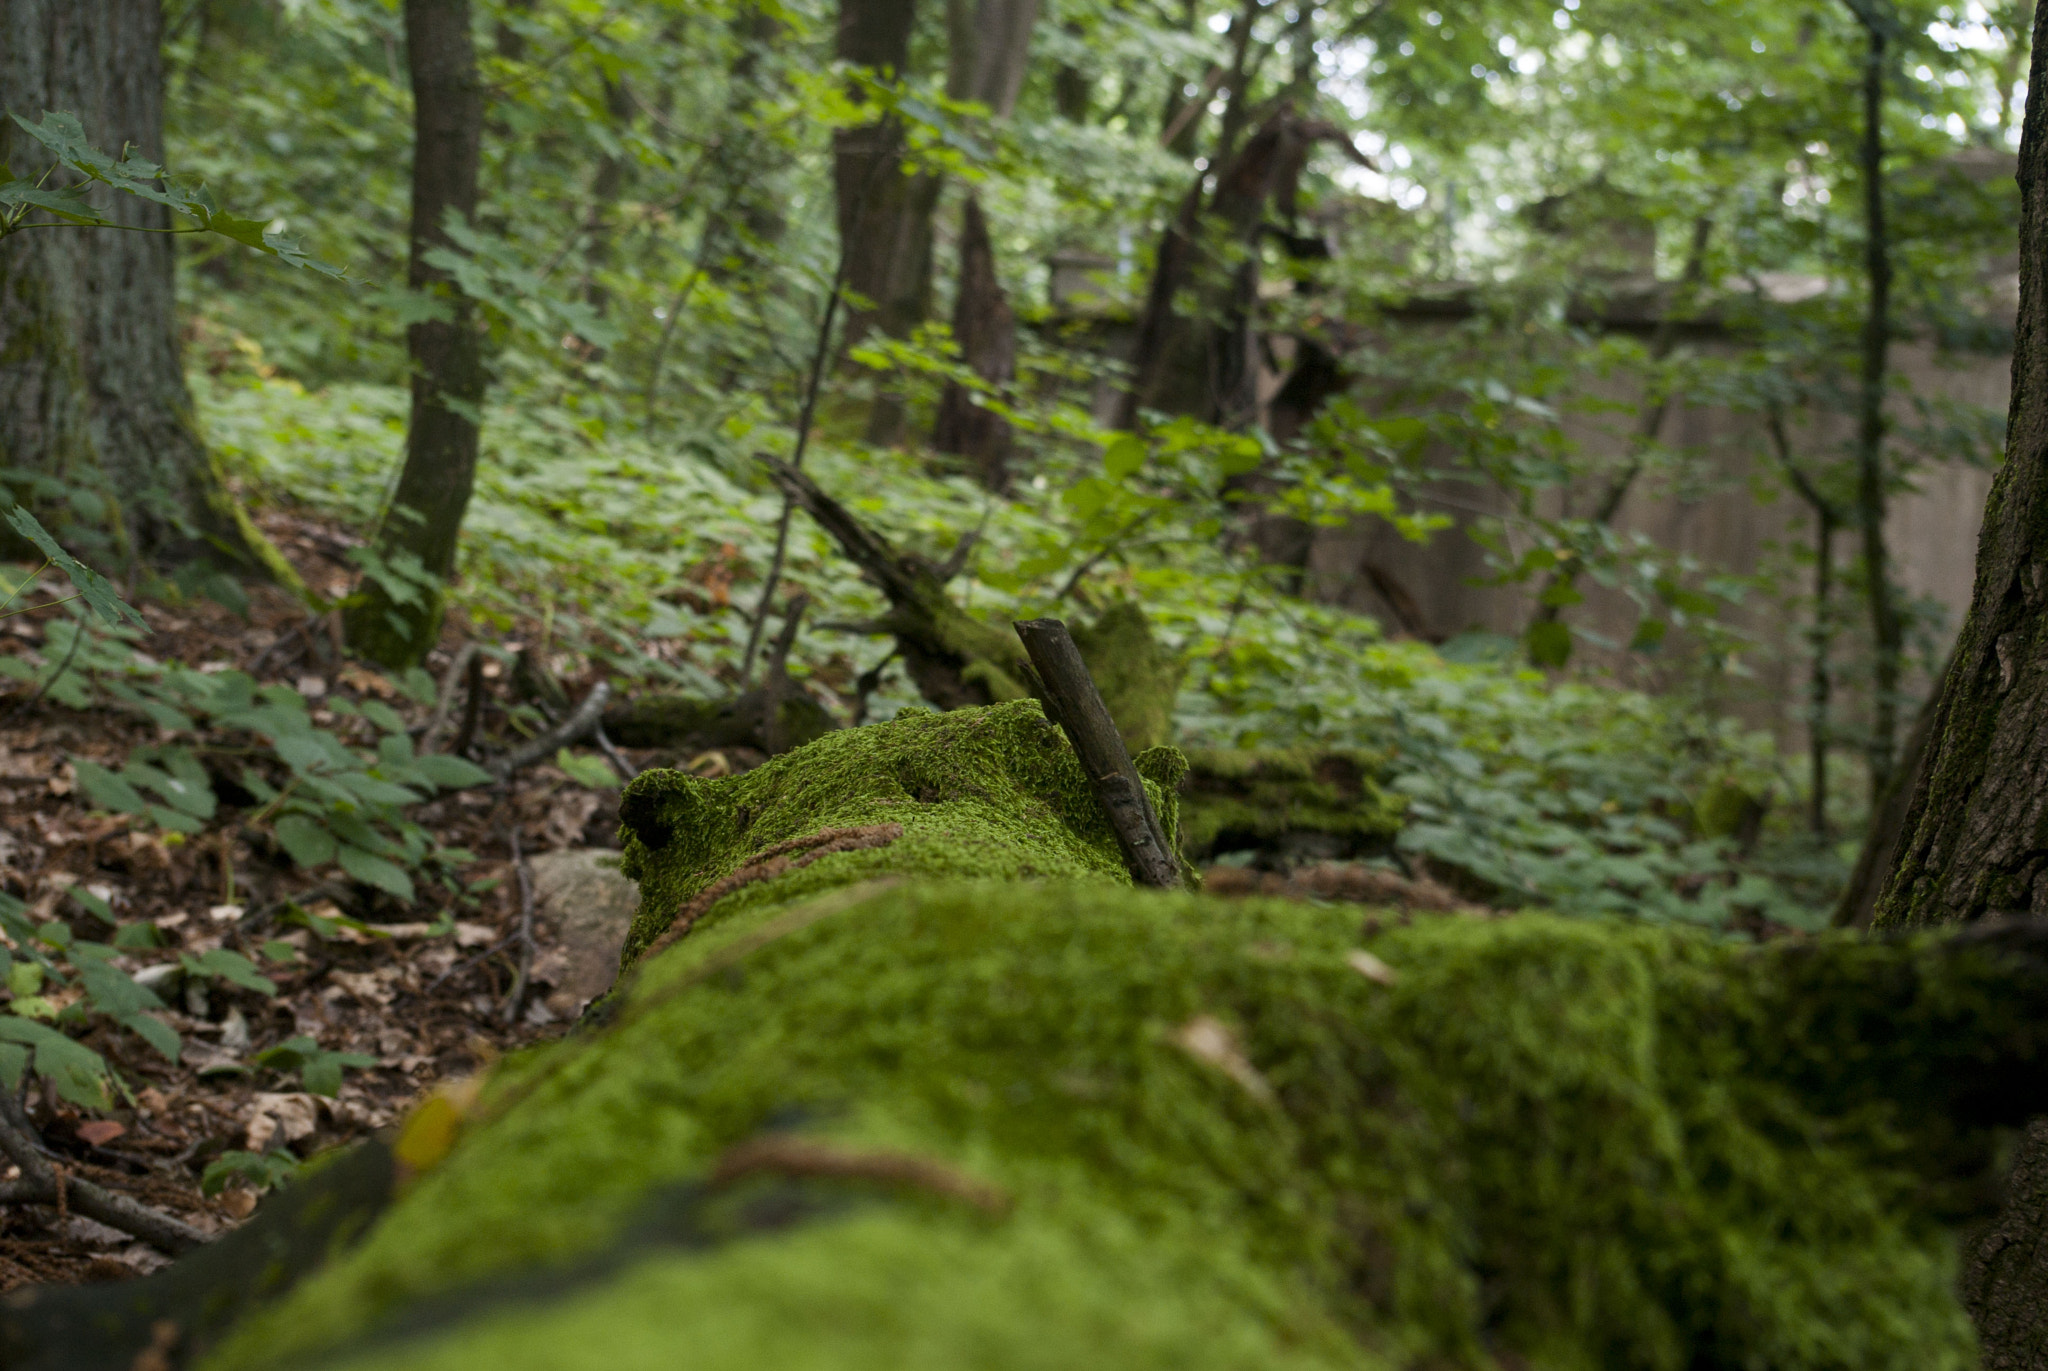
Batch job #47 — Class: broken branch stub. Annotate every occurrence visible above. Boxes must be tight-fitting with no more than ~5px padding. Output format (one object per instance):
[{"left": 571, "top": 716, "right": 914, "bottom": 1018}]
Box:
[{"left": 1013, "top": 618, "right": 1180, "bottom": 889}]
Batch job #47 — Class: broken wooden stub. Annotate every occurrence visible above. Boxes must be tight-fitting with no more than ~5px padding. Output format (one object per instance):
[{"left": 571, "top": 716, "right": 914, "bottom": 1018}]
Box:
[{"left": 1012, "top": 617, "right": 1181, "bottom": 889}]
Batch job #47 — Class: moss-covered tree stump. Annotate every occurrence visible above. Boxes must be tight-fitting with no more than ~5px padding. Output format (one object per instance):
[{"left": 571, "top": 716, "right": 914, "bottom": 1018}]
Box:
[{"left": 15, "top": 701, "right": 2048, "bottom": 1371}]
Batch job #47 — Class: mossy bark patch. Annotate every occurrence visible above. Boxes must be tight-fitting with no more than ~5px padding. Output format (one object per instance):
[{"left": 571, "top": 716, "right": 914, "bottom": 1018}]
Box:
[
  {"left": 612, "top": 699, "right": 1187, "bottom": 965},
  {"left": 1179, "top": 747, "right": 1406, "bottom": 861},
  {"left": 196, "top": 875, "right": 2048, "bottom": 1371}
]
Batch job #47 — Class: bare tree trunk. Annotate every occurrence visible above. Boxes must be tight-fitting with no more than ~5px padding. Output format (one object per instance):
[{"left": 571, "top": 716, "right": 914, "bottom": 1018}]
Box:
[
  {"left": 345, "top": 0, "right": 486, "bottom": 668},
  {"left": 928, "top": 0, "right": 1039, "bottom": 484},
  {"left": 833, "top": 0, "right": 928, "bottom": 447},
  {"left": 1873, "top": 5, "right": 2048, "bottom": 1356},
  {"left": 837, "top": 0, "right": 1040, "bottom": 449},
  {"left": 931, "top": 197, "right": 1017, "bottom": 488},
  {"left": 0, "top": 0, "right": 273, "bottom": 572},
  {"left": 1849, "top": 4, "right": 1904, "bottom": 795},
  {"left": 578, "top": 75, "right": 637, "bottom": 331}
]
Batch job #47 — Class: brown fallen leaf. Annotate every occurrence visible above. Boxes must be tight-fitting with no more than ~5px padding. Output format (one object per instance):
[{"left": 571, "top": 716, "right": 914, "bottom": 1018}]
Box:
[
  {"left": 75, "top": 1120, "right": 126, "bottom": 1147},
  {"left": 1172, "top": 1015, "right": 1276, "bottom": 1106},
  {"left": 1347, "top": 949, "right": 1399, "bottom": 986}
]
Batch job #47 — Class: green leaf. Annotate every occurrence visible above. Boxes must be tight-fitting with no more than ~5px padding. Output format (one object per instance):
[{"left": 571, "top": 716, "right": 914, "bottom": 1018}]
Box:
[
  {"left": 362, "top": 700, "right": 408, "bottom": 734},
  {"left": 147, "top": 803, "right": 207, "bottom": 835},
  {"left": 117, "top": 1011, "right": 181, "bottom": 1063},
  {"left": 0, "top": 1017, "right": 111, "bottom": 1108},
  {"left": 65, "top": 884, "right": 112, "bottom": 922},
  {"left": 1526, "top": 619, "right": 1573, "bottom": 668},
  {"left": 3, "top": 504, "right": 146, "bottom": 629},
  {"left": 336, "top": 772, "right": 424, "bottom": 807},
  {"left": 273, "top": 813, "right": 339, "bottom": 867},
  {"left": 412, "top": 753, "right": 493, "bottom": 789},
  {"left": 201, "top": 1150, "right": 300, "bottom": 1196},
  {"left": 556, "top": 748, "right": 619, "bottom": 790},
  {"left": 399, "top": 667, "right": 437, "bottom": 705},
  {"left": 77, "top": 957, "right": 164, "bottom": 1021},
  {"left": 112, "top": 921, "right": 162, "bottom": 950},
  {"left": 301, "top": 1049, "right": 375, "bottom": 1098},
  {"left": 1102, "top": 435, "right": 1147, "bottom": 480},
  {"left": 271, "top": 734, "right": 336, "bottom": 773},
  {"left": 181, "top": 948, "right": 278, "bottom": 996},
  {"left": 1629, "top": 618, "right": 1669, "bottom": 652},
  {"left": 253, "top": 1034, "right": 373, "bottom": 1098},
  {"left": 337, "top": 844, "right": 416, "bottom": 901},
  {"left": 71, "top": 759, "right": 147, "bottom": 815}
]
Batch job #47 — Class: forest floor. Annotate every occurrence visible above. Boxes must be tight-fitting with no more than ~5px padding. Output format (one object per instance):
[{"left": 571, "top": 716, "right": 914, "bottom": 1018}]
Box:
[{"left": 0, "top": 510, "right": 664, "bottom": 1290}]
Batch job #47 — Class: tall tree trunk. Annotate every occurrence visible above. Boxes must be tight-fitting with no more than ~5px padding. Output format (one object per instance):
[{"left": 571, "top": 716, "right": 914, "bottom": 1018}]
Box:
[
  {"left": 928, "top": 0, "right": 1039, "bottom": 483},
  {"left": 833, "top": 0, "right": 927, "bottom": 445},
  {"left": 836, "top": 0, "right": 1039, "bottom": 448},
  {"left": 931, "top": 197, "right": 1017, "bottom": 489},
  {"left": 345, "top": 0, "right": 485, "bottom": 668},
  {"left": 1874, "top": 5, "right": 2048, "bottom": 1359},
  {"left": 0, "top": 0, "right": 274, "bottom": 573},
  {"left": 579, "top": 75, "right": 636, "bottom": 330},
  {"left": 1850, "top": 6, "right": 1904, "bottom": 794}
]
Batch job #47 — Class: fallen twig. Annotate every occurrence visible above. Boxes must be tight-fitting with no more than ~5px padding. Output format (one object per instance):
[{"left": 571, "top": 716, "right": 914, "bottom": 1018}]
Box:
[
  {"left": 489, "top": 680, "right": 612, "bottom": 781},
  {"left": 0, "top": 610, "right": 85, "bottom": 724},
  {"left": 502, "top": 827, "right": 537, "bottom": 1025},
  {"left": 592, "top": 723, "right": 638, "bottom": 782},
  {"left": 1012, "top": 618, "right": 1181, "bottom": 889},
  {"left": 0, "top": 1088, "right": 208, "bottom": 1254},
  {"left": 416, "top": 643, "right": 481, "bottom": 753}
]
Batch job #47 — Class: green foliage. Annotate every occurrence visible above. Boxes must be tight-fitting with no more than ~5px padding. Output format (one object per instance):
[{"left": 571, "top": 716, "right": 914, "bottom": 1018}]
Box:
[
  {"left": 55, "top": 623, "right": 489, "bottom": 902},
  {"left": 1, "top": 112, "right": 343, "bottom": 274},
  {"left": 0, "top": 890, "right": 175, "bottom": 1108},
  {"left": 198, "top": 862, "right": 2021, "bottom": 1371},
  {"left": 253, "top": 1035, "right": 377, "bottom": 1099},
  {"left": 201, "top": 1149, "right": 302, "bottom": 1197},
  {"left": 1182, "top": 608, "right": 1828, "bottom": 925}
]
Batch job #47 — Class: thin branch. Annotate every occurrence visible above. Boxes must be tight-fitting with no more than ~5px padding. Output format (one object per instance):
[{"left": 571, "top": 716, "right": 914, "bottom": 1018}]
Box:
[
  {"left": 0, "top": 1089, "right": 208, "bottom": 1253},
  {"left": 489, "top": 680, "right": 612, "bottom": 780},
  {"left": 0, "top": 613, "right": 86, "bottom": 724},
  {"left": 737, "top": 134, "right": 900, "bottom": 687},
  {"left": 417, "top": 643, "right": 481, "bottom": 753},
  {"left": 502, "top": 827, "right": 536, "bottom": 1025}
]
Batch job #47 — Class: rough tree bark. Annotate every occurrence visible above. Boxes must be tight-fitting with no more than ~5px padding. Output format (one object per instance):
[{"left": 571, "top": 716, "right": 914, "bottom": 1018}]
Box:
[
  {"left": 1846, "top": 1, "right": 1905, "bottom": 795},
  {"left": 837, "top": 0, "right": 1039, "bottom": 448},
  {"left": 1118, "top": 105, "right": 1363, "bottom": 429},
  {"left": 0, "top": 0, "right": 275, "bottom": 571},
  {"left": 345, "top": 0, "right": 486, "bottom": 668},
  {"left": 931, "top": 197, "right": 1018, "bottom": 488},
  {"left": 924, "top": 0, "right": 1039, "bottom": 478},
  {"left": 832, "top": 0, "right": 932, "bottom": 447},
  {"left": 1872, "top": 4, "right": 2048, "bottom": 1360}
]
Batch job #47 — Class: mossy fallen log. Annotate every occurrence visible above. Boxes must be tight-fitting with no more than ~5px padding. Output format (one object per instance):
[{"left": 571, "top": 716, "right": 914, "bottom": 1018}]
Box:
[
  {"left": 1178, "top": 746, "right": 1406, "bottom": 863},
  {"left": 18, "top": 700, "right": 2048, "bottom": 1371}
]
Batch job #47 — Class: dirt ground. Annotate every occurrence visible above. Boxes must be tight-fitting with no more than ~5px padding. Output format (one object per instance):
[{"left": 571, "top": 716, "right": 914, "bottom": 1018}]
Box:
[{"left": 0, "top": 511, "right": 654, "bottom": 1290}]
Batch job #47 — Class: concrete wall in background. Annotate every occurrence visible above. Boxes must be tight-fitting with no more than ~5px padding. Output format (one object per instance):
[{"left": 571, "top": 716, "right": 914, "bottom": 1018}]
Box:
[{"left": 1290, "top": 336, "right": 2009, "bottom": 741}]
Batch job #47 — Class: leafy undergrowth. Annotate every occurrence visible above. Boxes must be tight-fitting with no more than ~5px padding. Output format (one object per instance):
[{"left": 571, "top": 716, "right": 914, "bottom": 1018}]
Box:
[
  {"left": 200, "top": 372, "right": 1848, "bottom": 932},
  {"left": 0, "top": 513, "right": 659, "bottom": 1289}
]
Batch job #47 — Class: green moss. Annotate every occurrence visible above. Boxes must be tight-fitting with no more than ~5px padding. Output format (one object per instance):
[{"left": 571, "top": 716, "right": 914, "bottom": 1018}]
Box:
[
  {"left": 182, "top": 706, "right": 2048, "bottom": 1371},
  {"left": 1070, "top": 600, "right": 1185, "bottom": 751},
  {"left": 199, "top": 866, "right": 2035, "bottom": 1371},
  {"left": 1179, "top": 747, "right": 1406, "bottom": 859},
  {"left": 613, "top": 699, "right": 1187, "bottom": 963}
]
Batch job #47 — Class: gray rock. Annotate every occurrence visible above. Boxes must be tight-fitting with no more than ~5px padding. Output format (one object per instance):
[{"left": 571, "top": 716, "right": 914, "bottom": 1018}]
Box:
[{"left": 527, "top": 849, "right": 639, "bottom": 1016}]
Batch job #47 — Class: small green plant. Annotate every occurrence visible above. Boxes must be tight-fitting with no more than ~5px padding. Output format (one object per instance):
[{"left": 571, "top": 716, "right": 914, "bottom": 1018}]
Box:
[
  {"left": 201, "top": 1149, "right": 300, "bottom": 1196},
  {"left": 252, "top": 1035, "right": 376, "bottom": 1098},
  {"left": 59, "top": 639, "right": 493, "bottom": 902},
  {"left": 0, "top": 111, "right": 342, "bottom": 275}
]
